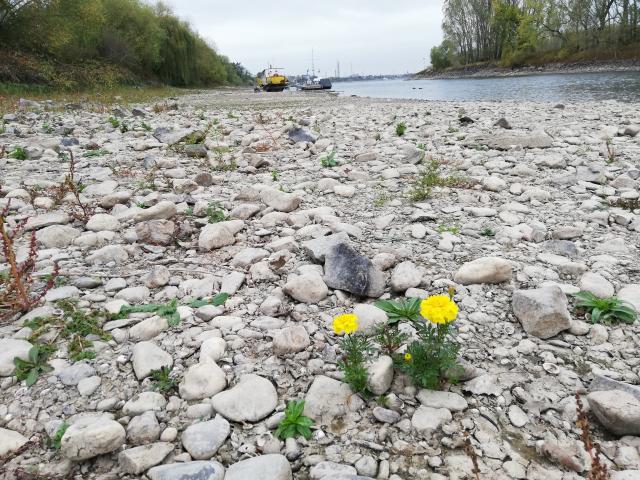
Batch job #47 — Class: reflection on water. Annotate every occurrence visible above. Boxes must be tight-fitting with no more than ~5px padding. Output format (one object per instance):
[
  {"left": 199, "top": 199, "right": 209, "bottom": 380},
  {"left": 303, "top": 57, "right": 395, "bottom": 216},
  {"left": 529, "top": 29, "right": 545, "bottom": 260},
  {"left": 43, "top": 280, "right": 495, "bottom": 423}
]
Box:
[{"left": 335, "top": 72, "right": 640, "bottom": 103}]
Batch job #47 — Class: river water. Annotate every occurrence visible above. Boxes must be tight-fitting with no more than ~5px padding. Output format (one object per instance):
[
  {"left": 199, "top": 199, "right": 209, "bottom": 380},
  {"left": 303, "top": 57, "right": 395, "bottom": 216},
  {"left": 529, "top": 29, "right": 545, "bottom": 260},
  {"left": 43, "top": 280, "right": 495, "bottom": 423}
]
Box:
[{"left": 334, "top": 72, "right": 640, "bottom": 103}]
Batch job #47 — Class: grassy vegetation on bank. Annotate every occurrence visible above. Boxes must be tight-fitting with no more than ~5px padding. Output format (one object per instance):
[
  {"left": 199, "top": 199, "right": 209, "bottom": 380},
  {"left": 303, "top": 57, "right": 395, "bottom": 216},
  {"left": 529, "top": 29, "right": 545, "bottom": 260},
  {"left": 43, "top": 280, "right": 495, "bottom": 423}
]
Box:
[
  {"left": 0, "top": 83, "right": 193, "bottom": 116},
  {"left": 0, "top": 0, "right": 253, "bottom": 91}
]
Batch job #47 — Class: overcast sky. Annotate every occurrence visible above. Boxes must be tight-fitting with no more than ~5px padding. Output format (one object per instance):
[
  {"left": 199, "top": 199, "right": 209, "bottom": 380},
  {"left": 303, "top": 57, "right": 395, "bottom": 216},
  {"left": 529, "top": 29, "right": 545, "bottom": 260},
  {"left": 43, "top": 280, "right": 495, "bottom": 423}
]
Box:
[{"left": 161, "top": 1, "right": 444, "bottom": 76}]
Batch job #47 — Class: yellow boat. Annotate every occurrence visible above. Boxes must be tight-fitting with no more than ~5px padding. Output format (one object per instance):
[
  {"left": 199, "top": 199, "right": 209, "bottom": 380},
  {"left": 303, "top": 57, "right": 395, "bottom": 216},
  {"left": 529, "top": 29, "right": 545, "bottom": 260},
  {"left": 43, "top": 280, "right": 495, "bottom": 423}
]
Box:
[{"left": 256, "top": 67, "right": 289, "bottom": 92}]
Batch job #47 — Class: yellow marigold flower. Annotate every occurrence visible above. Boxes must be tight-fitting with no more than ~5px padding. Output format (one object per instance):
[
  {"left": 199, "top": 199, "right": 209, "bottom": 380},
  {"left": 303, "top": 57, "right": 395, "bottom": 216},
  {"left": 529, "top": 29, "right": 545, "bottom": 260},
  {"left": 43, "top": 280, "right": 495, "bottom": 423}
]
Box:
[
  {"left": 404, "top": 353, "right": 412, "bottom": 361},
  {"left": 420, "top": 295, "right": 459, "bottom": 324},
  {"left": 333, "top": 313, "right": 359, "bottom": 335}
]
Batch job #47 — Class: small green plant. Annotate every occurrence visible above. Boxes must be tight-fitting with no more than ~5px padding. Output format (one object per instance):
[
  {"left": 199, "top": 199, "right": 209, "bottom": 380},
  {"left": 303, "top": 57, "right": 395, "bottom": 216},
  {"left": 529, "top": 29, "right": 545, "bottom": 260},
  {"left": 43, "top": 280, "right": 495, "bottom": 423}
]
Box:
[
  {"left": 227, "top": 111, "right": 238, "bottom": 119},
  {"left": 573, "top": 291, "right": 637, "bottom": 325},
  {"left": 274, "top": 400, "right": 315, "bottom": 440},
  {"left": 437, "top": 224, "right": 460, "bottom": 235},
  {"left": 120, "top": 122, "right": 129, "bottom": 133},
  {"left": 136, "top": 201, "right": 149, "bottom": 209},
  {"left": 14, "top": 345, "right": 55, "bottom": 386},
  {"left": 400, "top": 318, "right": 461, "bottom": 389},
  {"left": 395, "top": 123, "right": 406, "bottom": 136},
  {"left": 447, "top": 126, "right": 459, "bottom": 133},
  {"left": 82, "top": 148, "right": 109, "bottom": 158},
  {"left": 42, "top": 123, "right": 54, "bottom": 134},
  {"left": 417, "top": 143, "right": 426, "bottom": 150},
  {"left": 0, "top": 120, "right": 5, "bottom": 134},
  {"left": 480, "top": 227, "right": 496, "bottom": 237},
  {"left": 373, "top": 191, "right": 390, "bottom": 207},
  {"left": 141, "top": 122, "right": 152, "bottom": 132},
  {"left": 374, "top": 133, "right": 381, "bottom": 141},
  {"left": 205, "top": 202, "right": 226, "bottom": 223},
  {"left": 47, "top": 422, "right": 70, "bottom": 450},
  {"left": 320, "top": 150, "right": 338, "bottom": 168},
  {"left": 271, "top": 169, "right": 280, "bottom": 181},
  {"left": 374, "top": 298, "right": 421, "bottom": 324},
  {"left": 333, "top": 314, "right": 371, "bottom": 395},
  {"left": 185, "top": 206, "right": 194, "bottom": 216},
  {"left": 150, "top": 366, "right": 178, "bottom": 393},
  {"left": 116, "top": 294, "right": 229, "bottom": 327},
  {"left": 408, "top": 157, "right": 472, "bottom": 202},
  {"left": 605, "top": 138, "right": 615, "bottom": 164},
  {"left": 25, "top": 300, "right": 112, "bottom": 361},
  {"left": 374, "top": 323, "right": 409, "bottom": 356},
  {"left": 108, "top": 117, "right": 120, "bottom": 128},
  {"left": 9, "top": 146, "right": 27, "bottom": 160}
]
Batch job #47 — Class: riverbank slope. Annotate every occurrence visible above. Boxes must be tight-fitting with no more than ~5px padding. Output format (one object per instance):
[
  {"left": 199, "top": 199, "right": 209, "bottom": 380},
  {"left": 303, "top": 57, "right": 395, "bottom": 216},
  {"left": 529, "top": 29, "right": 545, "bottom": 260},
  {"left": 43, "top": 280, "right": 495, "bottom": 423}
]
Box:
[
  {"left": 1, "top": 89, "right": 640, "bottom": 479},
  {"left": 415, "top": 58, "right": 640, "bottom": 79}
]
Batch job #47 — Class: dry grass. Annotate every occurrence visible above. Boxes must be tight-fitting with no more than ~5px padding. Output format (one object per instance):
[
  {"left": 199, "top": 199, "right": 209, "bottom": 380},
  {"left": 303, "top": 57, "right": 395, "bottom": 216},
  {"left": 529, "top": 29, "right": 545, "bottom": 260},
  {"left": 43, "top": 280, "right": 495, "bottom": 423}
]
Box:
[{"left": 0, "top": 84, "right": 191, "bottom": 116}]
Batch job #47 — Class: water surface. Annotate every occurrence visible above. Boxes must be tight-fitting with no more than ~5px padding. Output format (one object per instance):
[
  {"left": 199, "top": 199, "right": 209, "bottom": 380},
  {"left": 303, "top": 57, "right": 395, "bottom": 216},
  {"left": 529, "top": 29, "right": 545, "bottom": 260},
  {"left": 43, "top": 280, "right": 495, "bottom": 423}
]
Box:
[{"left": 334, "top": 72, "right": 640, "bottom": 103}]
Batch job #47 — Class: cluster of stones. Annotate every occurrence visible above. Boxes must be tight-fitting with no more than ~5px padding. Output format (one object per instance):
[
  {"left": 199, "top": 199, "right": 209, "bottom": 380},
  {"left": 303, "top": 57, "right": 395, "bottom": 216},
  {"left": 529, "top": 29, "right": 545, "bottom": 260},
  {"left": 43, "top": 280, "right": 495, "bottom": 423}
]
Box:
[{"left": 0, "top": 90, "right": 639, "bottom": 479}]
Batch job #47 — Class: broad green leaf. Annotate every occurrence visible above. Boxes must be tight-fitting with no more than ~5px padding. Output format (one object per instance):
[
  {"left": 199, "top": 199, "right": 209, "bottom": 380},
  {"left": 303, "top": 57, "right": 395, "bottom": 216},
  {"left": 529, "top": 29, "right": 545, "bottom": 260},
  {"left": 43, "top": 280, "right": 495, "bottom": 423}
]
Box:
[
  {"left": 26, "top": 369, "right": 39, "bottom": 386},
  {"left": 28, "top": 346, "right": 40, "bottom": 363}
]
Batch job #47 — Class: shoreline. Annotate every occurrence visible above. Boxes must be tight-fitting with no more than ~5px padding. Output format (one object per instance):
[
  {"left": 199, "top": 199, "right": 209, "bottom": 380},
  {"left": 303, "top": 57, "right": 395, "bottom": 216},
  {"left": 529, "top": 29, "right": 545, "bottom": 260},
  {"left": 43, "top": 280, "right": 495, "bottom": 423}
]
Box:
[{"left": 414, "top": 59, "right": 640, "bottom": 80}]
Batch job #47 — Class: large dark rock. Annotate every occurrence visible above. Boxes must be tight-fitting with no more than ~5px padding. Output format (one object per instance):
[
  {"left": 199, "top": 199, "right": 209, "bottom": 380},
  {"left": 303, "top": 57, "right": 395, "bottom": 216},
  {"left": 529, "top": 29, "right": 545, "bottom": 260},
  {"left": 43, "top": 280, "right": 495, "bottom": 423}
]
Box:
[
  {"left": 288, "top": 127, "right": 317, "bottom": 143},
  {"left": 323, "top": 243, "right": 384, "bottom": 298}
]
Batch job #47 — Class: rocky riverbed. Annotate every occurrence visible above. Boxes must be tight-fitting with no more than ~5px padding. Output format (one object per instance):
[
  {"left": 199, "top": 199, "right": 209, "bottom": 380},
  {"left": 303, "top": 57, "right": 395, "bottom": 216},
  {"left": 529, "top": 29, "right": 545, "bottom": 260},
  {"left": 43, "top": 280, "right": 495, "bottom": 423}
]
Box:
[{"left": 1, "top": 89, "right": 640, "bottom": 480}]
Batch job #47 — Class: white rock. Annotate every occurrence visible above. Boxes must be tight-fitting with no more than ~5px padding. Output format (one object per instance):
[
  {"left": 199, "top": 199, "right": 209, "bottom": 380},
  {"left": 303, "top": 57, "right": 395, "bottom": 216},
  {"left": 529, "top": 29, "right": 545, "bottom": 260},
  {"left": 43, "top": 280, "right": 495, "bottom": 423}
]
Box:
[
  {"left": 211, "top": 374, "right": 277, "bottom": 422},
  {"left": 181, "top": 415, "right": 230, "bottom": 460},
  {"left": 132, "top": 342, "right": 173, "bottom": 380},
  {"left": 579, "top": 272, "right": 614, "bottom": 298},
  {"left": 283, "top": 273, "right": 328, "bottom": 304},
  {"left": 0, "top": 339, "right": 32, "bottom": 376},
  {"left": 179, "top": 362, "right": 227, "bottom": 401},
  {"left": 0, "top": 428, "right": 28, "bottom": 457},
  {"left": 367, "top": 355, "right": 394, "bottom": 395},
  {"left": 390, "top": 261, "right": 422, "bottom": 292},
  {"left": 454, "top": 257, "right": 512, "bottom": 285},
  {"left": 61, "top": 417, "right": 126, "bottom": 461},
  {"left": 225, "top": 454, "right": 292, "bottom": 480}
]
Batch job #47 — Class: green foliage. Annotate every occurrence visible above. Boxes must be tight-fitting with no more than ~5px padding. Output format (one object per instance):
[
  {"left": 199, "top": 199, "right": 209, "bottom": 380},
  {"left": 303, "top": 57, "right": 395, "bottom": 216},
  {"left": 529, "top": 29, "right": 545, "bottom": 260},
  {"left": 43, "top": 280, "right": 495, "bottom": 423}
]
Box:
[
  {"left": 374, "top": 133, "right": 381, "bottom": 141},
  {"left": 42, "top": 123, "right": 53, "bottom": 134},
  {"left": 320, "top": 150, "right": 338, "bottom": 168},
  {"left": 374, "top": 324, "right": 409, "bottom": 356},
  {"left": 395, "top": 123, "right": 407, "bottom": 137},
  {"left": 0, "top": 0, "right": 252, "bottom": 89},
  {"left": 374, "top": 298, "right": 421, "bottom": 324},
  {"left": 108, "top": 116, "right": 120, "bottom": 128},
  {"left": 481, "top": 227, "right": 496, "bottom": 237},
  {"left": 438, "top": 224, "right": 460, "bottom": 234},
  {"left": 430, "top": 41, "right": 453, "bottom": 71},
  {"left": 150, "top": 366, "right": 178, "bottom": 393},
  {"left": 47, "top": 422, "right": 70, "bottom": 450},
  {"left": 574, "top": 291, "right": 637, "bottom": 325},
  {"left": 116, "top": 293, "right": 229, "bottom": 327},
  {"left": 274, "top": 400, "right": 314, "bottom": 440},
  {"left": 9, "top": 147, "right": 27, "bottom": 160},
  {"left": 400, "top": 321, "right": 461, "bottom": 389},
  {"left": 337, "top": 334, "right": 372, "bottom": 395},
  {"left": 271, "top": 169, "right": 280, "bottom": 181},
  {"left": 408, "top": 157, "right": 471, "bottom": 202},
  {"left": 82, "top": 148, "right": 109, "bottom": 157},
  {"left": 205, "top": 202, "right": 226, "bottom": 224},
  {"left": 24, "top": 300, "right": 111, "bottom": 362},
  {"left": 14, "top": 345, "right": 55, "bottom": 387}
]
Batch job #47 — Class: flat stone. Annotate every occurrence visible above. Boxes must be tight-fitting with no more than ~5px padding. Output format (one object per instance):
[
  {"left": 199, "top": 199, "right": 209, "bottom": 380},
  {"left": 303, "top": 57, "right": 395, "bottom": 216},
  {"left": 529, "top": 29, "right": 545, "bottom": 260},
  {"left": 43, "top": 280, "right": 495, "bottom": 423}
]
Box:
[
  {"left": 310, "top": 461, "right": 357, "bottom": 479},
  {"left": 36, "top": 225, "right": 80, "bottom": 248},
  {"left": 181, "top": 416, "right": 230, "bottom": 460},
  {"left": 508, "top": 404, "right": 529, "bottom": 427},
  {"left": 0, "top": 339, "right": 32, "bottom": 376},
  {"left": 225, "top": 454, "right": 292, "bottom": 480},
  {"left": 61, "top": 417, "right": 126, "bottom": 461},
  {"left": 454, "top": 257, "right": 512, "bottom": 285},
  {"left": 367, "top": 355, "right": 394, "bottom": 395},
  {"left": 147, "top": 461, "right": 225, "bottom": 480},
  {"left": 283, "top": 273, "right": 328, "bottom": 304},
  {"left": 304, "top": 375, "right": 365, "bottom": 424},
  {"left": 0, "top": 428, "right": 28, "bottom": 457},
  {"left": 119, "top": 442, "right": 174, "bottom": 474},
  {"left": 411, "top": 406, "right": 452, "bottom": 433},
  {"left": 132, "top": 341, "right": 173, "bottom": 380},
  {"left": 590, "top": 373, "right": 640, "bottom": 401},
  {"left": 123, "top": 391, "right": 167, "bottom": 416},
  {"left": 512, "top": 286, "right": 571, "bottom": 339},
  {"left": 179, "top": 362, "right": 227, "bottom": 401},
  {"left": 390, "top": 261, "right": 422, "bottom": 292},
  {"left": 588, "top": 390, "right": 640, "bottom": 436},
  {"left": 127, "top": 411, "right": 161, "bottom": 445},
  {"left": 261, "top": 189, "right": 301, "bottom": 212},
  {"left": 416, "top": 390, "right": 468, "bottom": 411},
  {"left": 273, "top": 325, "right": 310, "bottom": 355},
  {"left": 211, "top": 374, "right": 277, "bottom": 422},
  {"left": 579, "top": 272, "right": 614, "bottom": 298}
]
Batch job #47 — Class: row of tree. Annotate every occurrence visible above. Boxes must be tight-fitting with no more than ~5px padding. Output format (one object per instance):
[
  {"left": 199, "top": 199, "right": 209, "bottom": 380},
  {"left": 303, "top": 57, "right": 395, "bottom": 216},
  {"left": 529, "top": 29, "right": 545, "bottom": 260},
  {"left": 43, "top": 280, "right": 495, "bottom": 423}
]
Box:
[
  {"left": 0, "top": 0, "right": 252, "bottom": 87},
  {"left": 431, "top": 0, "right": 640, "bottom": 70}
]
